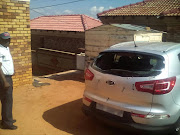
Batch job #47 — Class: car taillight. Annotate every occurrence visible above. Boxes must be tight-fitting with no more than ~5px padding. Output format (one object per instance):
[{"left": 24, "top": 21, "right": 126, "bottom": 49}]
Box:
[
  {"left": 83, "top": 96, "right": 92, "bottom": 103},
  {"left": 85, "top": 69, "right": 94, "bottom": 80},
  {"left": 135, "top": 77, "right": 176, "bottom": 95}
]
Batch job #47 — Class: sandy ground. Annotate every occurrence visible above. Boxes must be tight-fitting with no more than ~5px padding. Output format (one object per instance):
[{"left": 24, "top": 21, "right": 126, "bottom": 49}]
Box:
[{"left": 0, "top": 70, "right": 142, "bottom": 135}]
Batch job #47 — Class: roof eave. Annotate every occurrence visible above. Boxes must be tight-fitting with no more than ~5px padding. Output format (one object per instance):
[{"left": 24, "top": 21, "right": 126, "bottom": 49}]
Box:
[
  {"left": 31, "top": 29, "right": 85, "bottom": 33},
  {"left": 98, "top": 14, "right": 180, "bottom": 17}
]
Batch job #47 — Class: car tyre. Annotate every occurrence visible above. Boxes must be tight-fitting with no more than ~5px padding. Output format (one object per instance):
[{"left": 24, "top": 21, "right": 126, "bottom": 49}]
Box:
[{"left": 82, "top": 106, "right": 89, "bottom": 116}]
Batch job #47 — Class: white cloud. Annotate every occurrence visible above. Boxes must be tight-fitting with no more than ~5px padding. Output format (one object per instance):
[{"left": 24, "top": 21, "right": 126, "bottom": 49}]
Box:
[
  {"left": 90, "top": 6, "right": 96, "bottom": 13},
  {"left": 90, "top": 6, "right": 115, "bottom": 18},
  {"left": 109, "top": 6, "right": 114, "bottom": 9},
  {"left": 99, "top": 6, "right": 105, "bottom": 12},
  {"left": 90, "top": 6, "right": 105, "bottom": 14},
  {"left": 63, "top": 10, "right": 73, "bottom": 14},
  {"left": 54, "top": 11, "right": 61, "bottom": 15}
]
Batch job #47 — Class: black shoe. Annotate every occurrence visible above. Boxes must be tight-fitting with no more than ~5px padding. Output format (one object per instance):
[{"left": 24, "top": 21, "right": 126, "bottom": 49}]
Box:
[
  {"left": 2, "top": 124, "right": 17, "bottom": 130},
  {"left": 1, "top": 119, "right": 16, "bottom": 125}
]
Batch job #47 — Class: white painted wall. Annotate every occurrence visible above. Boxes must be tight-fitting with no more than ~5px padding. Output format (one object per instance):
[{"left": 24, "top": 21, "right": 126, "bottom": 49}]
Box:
[{"left": 134, "top": 33, "right": 163, "bottom": 42}]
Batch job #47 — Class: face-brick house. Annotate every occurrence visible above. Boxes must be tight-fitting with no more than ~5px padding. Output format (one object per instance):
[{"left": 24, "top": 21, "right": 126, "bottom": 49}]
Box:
[
  {"left": 30, "top": 15, "right": 102, "bottom": 75},
  {"left": 97, "top": 0, "right": 180, "bottom": 42},
  {"left": 0, "top": 0, "right": 32, "bottom": 88}
]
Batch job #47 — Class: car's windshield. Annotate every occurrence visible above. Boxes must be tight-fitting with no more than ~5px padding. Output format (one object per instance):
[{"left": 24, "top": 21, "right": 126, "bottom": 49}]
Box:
[{"left": 92, "top": 52, "right": 165, "bottom": 77}]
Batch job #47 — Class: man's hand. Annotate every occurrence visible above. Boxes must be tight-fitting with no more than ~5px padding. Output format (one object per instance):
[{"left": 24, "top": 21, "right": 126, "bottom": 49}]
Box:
[
  {"left": 4, "top": 81, "right": 10, "bottom": 89},
  {"left": 0, "top": 62, "right": 10, "bottom": 90}
]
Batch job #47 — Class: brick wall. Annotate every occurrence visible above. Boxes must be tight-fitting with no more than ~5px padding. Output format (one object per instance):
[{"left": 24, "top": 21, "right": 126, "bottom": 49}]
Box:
[
  {"left": 0, "top": 0, "right": 32, "bottom": 88},
  {"left": 31, "top": 30, "right": 85, "bottom": 53}
]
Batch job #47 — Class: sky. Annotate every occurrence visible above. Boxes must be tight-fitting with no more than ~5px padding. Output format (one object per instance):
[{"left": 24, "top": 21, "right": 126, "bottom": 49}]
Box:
[{"left": 30, "top": 0, "right": 143, "bottom": 20}]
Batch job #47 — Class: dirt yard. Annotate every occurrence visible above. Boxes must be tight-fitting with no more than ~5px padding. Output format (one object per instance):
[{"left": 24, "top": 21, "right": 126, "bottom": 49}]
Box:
[{"left": 0, "top": 70, "right": 140, "bottom": 135}]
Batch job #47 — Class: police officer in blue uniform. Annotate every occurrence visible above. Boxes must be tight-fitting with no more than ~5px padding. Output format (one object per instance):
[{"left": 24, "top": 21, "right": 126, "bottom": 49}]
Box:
[{"left": 0, "top": 32, "right": 17, "bottom": 130}]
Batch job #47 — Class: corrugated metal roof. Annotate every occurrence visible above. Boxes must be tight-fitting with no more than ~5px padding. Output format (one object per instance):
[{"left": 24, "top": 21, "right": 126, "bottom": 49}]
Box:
[
  {"left": 98, "top": 0, "right": 180, "bottom": 17},
  {"left": 30, "top": 15, "right": 102, "bottom": 32},
  {"left": 111, "top": 24, "right": 162, "bottom": 32}
]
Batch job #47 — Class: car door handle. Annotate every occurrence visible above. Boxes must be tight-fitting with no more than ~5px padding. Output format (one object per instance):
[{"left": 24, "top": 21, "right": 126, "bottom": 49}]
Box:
[{"left": 106, "top": 80, "right": 115, "bottom": 85}]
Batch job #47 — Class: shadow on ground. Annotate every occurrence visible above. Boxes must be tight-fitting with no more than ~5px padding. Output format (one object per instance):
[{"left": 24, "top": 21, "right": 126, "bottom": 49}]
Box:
[
  {"left": 41, "top": 70, "right": 85, "bottom": 83},
  {"left": 43, "top": 99, "right": 143, "bottom": 135}
]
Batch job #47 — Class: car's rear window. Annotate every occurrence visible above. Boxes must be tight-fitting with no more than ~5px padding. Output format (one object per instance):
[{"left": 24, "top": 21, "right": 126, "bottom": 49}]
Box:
[{"left": 92, "top": 52, "right": 165, "bottom": 77}]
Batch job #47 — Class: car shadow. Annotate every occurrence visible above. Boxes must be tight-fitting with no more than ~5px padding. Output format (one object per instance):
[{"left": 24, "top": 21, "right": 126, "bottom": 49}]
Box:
[{"left": 42, "top": 99, "right": 143, "bottom": 135}]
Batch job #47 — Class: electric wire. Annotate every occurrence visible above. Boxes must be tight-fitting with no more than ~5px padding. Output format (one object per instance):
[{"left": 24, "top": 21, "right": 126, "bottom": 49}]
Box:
[
  {"left": 30, "top": 0, "right": 57, "bottom": 4},
  {"left": 30, "top": 0, "right": 94, "bottom": 28},
  {"left": 31, "top": 0, "right": 87, "bottom": 10}
]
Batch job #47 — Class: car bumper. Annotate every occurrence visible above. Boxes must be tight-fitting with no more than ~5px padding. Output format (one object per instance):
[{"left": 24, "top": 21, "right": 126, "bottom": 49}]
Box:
[{"left": 82, "top": 102, "right": 174, "bottom": 133}]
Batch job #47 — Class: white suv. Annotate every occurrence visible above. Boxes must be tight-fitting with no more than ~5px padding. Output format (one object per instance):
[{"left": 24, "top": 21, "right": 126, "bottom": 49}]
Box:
[{"left": 82, "top": 41, "right": 180, "bottom": 135}]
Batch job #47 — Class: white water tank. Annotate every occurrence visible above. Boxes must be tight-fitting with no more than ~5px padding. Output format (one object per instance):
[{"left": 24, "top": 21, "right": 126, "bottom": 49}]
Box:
[{"left": 76, "top": 53, "right": 85, "bottom": 70}]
